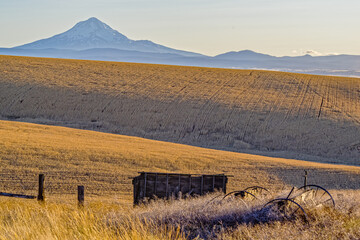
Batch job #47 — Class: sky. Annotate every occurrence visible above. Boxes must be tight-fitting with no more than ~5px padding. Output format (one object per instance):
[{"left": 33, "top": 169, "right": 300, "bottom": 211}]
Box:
[{"left": 1, "top": 0, "right": 359, "bottom": 56}]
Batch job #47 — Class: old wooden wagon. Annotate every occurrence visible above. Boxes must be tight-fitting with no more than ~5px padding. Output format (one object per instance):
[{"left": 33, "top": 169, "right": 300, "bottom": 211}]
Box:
[{"left": 132, "top": 172, "right": 228, "bottom": 205}]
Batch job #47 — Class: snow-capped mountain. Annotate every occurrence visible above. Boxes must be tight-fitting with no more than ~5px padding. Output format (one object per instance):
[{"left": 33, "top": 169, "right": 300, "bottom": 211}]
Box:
[{"left": 15, "top": 17, "right": 201, "bottom": 57}]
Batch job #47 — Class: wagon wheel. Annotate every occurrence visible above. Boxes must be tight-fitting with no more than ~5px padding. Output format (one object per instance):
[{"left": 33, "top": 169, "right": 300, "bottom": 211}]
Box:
[
  {"left": 206, "top": 193, "right": 225, "bottom": 205},
  {"left": 243, "top": 186, "right": 270, "bottom": 198},
  {"left": 263, "top": 198, "right": 308, "bottom": 222},
  {"left": 222, "top": 190, "right": 257, "bottom": 201},
  {"left": 294, "top": 184, "right": 335, "bottom": 208}
]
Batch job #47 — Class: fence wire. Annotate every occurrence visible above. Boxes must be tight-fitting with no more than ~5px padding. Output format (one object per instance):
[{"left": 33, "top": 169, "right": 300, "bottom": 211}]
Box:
[{"left": 0, "top": 171, "right": 133, "bottom": 198}]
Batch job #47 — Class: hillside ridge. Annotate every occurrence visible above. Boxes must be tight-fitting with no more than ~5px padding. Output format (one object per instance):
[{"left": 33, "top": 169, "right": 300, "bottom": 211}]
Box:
[{"left": 1, "top": 120, "right": 360, "bottom": 200}]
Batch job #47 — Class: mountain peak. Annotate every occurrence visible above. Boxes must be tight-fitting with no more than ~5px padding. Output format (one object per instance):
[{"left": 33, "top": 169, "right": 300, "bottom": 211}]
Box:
[
  {"left": 74, "top": 17, "right": 110, "bottom": 29},
  {"left": 238, "top": 49, "right": 257, "bottom": 54},
  {"left": 14, "top": 18, "right": 201, "bottom": 57},
  {"left": 74, "top": 17, "right": 112, "bottom": 29},
  {"left": 66, "top": 17, "right": 119, "bottom": 37},
  {"left": 87, "top": 17, "right": 101, "bottom": 22},
  {"left": 16, "top": 17, "right": 129, "bottom": 50}
]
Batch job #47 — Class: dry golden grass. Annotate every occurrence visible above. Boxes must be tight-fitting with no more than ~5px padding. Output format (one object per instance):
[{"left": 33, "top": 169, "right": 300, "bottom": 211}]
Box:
[
  {"left": 0, "top": 190, "right": 359, "bottom": 239},
  {"left": 1, "top": 55, "right": 359, "bottom": 164},
  {"left": 1, "top": 120, "right": 360, "bottom": 203}
]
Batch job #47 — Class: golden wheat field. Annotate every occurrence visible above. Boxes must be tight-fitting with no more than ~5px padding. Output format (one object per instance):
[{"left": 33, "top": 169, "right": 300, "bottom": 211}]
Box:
[
  {"left": 1, "top": 120, "right": 360, "bottom": 201},
  {"left": 1, "top": 55, "right": 359, "bottom": 165}
]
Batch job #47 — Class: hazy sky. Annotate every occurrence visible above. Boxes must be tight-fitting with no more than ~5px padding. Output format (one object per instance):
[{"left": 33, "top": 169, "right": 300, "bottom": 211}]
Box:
[{"left": 1, "top": 0, "right": 359, "bottom": 56}]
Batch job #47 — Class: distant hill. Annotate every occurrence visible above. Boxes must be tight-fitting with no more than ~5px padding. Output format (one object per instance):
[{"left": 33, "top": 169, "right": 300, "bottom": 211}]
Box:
[
  {"left": 214, "top": 50, "right": 274, "bottom": 60},
  {"left": 1, "top": 55, "right": 359, "bottom": 165},
  {"left": 0, "top": 17, "right": 359, "bottom": 77}
]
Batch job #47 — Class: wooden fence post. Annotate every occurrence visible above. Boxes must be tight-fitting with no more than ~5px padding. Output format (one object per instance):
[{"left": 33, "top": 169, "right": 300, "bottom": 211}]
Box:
[
  {"left": 304, "top": 170, "right": 308, "bottom": 189},
  {"left": 37, "top": 174, "right": 45, "bottom": 202},
  {"left": 78, "top": 186, "right": 84, "bottom": 208}
]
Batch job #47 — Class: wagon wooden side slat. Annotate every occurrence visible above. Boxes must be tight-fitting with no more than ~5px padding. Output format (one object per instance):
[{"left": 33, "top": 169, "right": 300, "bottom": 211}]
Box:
[{"left": 132, "top": 172, "right": 228, "bottom": 205}]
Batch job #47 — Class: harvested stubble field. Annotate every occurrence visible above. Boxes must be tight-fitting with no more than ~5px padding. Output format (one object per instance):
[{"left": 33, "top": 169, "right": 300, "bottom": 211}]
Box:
[{"left": 1, "top": 55, "right": 359, "bottom": 164}]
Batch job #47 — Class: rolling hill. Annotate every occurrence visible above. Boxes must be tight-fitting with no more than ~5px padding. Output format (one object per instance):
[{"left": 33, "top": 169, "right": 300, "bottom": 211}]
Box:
[
  {"left": 1, "top": 120, "right": 359, "bottom": 202},
  {"left": 0, "top": 55, "right": 359, "bottom": 165}
]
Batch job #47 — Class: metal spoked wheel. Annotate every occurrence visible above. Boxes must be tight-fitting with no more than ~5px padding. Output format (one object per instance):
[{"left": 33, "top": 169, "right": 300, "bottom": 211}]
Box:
[
  {"left": 243, "top": 186, "right": 270, "bottom": 198},
  {"left": 222, "top": 190, "right": 257, "bottom": 200},
  {"left": 263, "top": 198, "right": 308, "bottom": 222},
  {"left": 293, "top": 184, "right": 335, "bottom": 208},
  {"left": 223, "top": 186, "right": 270, "bottom": 201}
]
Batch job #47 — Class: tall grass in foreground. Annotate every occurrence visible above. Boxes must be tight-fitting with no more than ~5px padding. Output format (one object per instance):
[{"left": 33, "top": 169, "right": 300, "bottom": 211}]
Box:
[
  {"left": 0, "top": 199, "right": 184, "bottom": 240},
  {"left": 1, "top": 190, "right": 359, "bottom": 239}
]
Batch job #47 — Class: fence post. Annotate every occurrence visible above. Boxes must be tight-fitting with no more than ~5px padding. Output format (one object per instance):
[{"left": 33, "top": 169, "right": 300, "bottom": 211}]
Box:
[
  {"left": 37, "top": 174, "right": 45, "bottom": 202},
  {"left": 304, "top": 170, "right": 308, "bottom": 189},
  {"left": 78, "top": 186, "right": 84, "bottom": 208}
]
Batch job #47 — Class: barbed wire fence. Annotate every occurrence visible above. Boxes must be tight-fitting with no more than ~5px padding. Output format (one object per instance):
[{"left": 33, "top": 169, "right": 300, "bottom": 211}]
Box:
[
  {"left": 0, "top": 168, "right": 359, "bottom": 205},
  {"left": 0, "top": 171, "right": 133, "bottom": 204}
]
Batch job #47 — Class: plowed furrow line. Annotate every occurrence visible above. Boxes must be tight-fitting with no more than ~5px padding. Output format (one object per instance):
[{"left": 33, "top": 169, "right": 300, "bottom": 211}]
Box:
[
  {"left": 155, "top": 71, "right": 209, "bottom": 131},
  {"left": 140, "top": 75, "right": 176, "bottom": 131},
  {"left": 3, "top": 84, "right": 33, "bottom": 114},
  {"left": 191, "top": 76, "right": 236, "bottom": 135},
  {"left": 259, "top": 77, "right": 292, "bottom": 131},
  {"left": 278, "top": 76, "right": 308, "bottom": 125},
  {"left": 201, "top": 77, "right": 253, "bottom": 131},
  {"left": 223, "top": 73, "right": 258, "bottom": 130},
  {"left": 241, "top": 74, "right": 274, "bottom": 140},
  {"left": 318, "top": 80, "right": 360, "bottom": 125}
]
